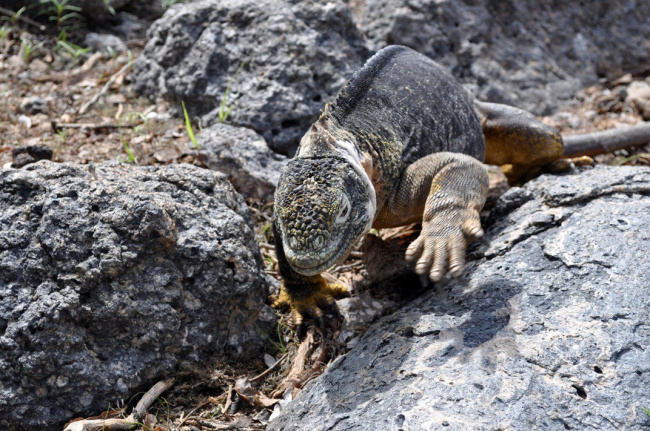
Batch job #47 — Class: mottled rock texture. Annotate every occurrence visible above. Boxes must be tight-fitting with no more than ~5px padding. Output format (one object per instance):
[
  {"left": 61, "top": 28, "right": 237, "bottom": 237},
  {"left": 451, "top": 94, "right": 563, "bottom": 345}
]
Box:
[
  {"left": 0, "top": 162, "right": 274, "bottom": 430},
  {"left": 132, "top": 0, "right": 369, "bottom": 155},
  {"left": 269, "top": 165, "right": 650, "bottom": 430},
  {"left": 188, "top": 123, "right": 288, "bottom": 201},
  {"left": 357, "top": 0, "right": 650, "bottom": 115}
]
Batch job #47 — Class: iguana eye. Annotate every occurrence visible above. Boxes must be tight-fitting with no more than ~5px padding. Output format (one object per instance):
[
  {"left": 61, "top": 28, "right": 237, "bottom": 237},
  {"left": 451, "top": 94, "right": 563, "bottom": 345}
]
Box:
[{"left": 335, "top": 195, "right": 350, "bottom": 224}]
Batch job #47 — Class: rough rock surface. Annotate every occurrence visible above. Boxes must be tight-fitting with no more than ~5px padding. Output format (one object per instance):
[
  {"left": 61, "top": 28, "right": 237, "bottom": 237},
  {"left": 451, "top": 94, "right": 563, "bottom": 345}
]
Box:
[
  {"left": 357, "top": 0, "right": 650, "bottom": 115},
  {"left": 269, "top": 165, "right": 650, "bottom": 430},
  {"left": 132, "top": 0, "right": 369, "bottom": 155},
  {"left": 0, "top": 162, "right": 274, "bottom": 430},
  {"left": 84, "top": 32, "right": 128, "bottom": 54},
  {"left": 188, "top": 123, "right": 288, "bottom": 201}
]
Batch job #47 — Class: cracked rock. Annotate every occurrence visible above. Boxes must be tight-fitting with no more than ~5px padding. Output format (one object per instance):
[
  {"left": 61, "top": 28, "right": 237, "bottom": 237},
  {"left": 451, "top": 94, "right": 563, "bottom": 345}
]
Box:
[
  {"left": 188, "top": 123, "right": 288, "bottom": 201},
  {"left": 0, "top": 161, "right": 274, "bottom": 430},
  {"left": 269, "top": 165, "right": 650, "bottom": 430},
  {"left": 132, "top": 0, "right": 369, "bottom": 155}
]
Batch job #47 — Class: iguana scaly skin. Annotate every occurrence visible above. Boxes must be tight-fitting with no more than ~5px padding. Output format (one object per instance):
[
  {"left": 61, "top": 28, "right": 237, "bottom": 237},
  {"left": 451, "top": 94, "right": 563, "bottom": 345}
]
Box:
[{"left": 272, "top": 45, "right": 649, "bottom": 329}]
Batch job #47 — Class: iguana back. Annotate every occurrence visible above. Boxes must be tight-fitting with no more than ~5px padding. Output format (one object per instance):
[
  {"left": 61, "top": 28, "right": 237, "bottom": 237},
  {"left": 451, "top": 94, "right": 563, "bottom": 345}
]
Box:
[{"left": 330, "top": 45, "right": 485, "bottom": 185}]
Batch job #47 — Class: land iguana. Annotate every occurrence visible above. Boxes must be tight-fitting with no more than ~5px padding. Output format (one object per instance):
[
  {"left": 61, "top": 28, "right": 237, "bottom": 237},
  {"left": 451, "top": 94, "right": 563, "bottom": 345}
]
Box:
[{"left": 272, "top": 45, "right": 650, "bottom": 331}]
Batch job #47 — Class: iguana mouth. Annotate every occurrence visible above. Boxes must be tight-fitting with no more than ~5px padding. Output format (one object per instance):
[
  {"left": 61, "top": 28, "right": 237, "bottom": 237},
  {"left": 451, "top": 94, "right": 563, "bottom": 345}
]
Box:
[
  {"left": 283, "top": 235, "right": 356, "bottom": 276},
  {"left": 283, "top": 244, "right": 342, "bottom": 276}
]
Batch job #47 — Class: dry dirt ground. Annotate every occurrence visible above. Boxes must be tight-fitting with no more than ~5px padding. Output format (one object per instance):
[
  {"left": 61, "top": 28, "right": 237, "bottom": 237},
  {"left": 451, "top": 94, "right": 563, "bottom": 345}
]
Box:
[{"left": 2, "top": 22, "right": 649, "bottom": 431}]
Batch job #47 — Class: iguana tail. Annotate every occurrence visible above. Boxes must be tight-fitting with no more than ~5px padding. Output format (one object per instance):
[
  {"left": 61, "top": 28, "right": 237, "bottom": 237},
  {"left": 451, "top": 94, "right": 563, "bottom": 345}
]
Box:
[
  {"left": 562, "top": 122, "right": 650, "bottom": 157},
  {"left": 475, "top": 100, "right": 650, "bottom": 166}
]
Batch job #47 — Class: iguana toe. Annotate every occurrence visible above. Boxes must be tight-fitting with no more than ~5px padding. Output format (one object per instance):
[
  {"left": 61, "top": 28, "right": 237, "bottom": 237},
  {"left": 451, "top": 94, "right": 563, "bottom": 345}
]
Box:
[
  {"left": 271, "top": 279, "right": 348, "bottom": 334},
  {"left": 406, "top": 208, "right": 482, "bottom": 283}
]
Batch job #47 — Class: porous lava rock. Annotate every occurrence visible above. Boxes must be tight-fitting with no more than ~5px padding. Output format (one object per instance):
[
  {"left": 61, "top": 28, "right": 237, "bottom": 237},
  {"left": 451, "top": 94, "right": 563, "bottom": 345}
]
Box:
[
  {"left": 132, "top": 0, "right": 369, "bottom": 155},
  {"left": 0, "top": 161, "right": 274, "bottom": 430}
]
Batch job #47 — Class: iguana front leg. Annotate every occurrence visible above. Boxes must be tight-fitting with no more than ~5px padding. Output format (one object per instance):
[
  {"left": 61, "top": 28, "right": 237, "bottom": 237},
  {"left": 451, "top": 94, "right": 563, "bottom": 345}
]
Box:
[
  {"left": 271, "top": 222, "right": 347, "bottom": 333},
  {"left": 375, "top": 152, "right": 489, "bottom": 281}
]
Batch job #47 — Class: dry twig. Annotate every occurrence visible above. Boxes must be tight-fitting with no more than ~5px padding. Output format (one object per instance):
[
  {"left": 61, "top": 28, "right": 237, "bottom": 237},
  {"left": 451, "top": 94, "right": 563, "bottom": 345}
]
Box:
[
  {"left": 78, "top": 61, "right": 133, "bottom": 115},
  {"left": 271, "top": 329, "right": 316, "bottom": 398},
  {"left": 0, "top": 6, "right": 46, "bottom": 31},
  {"left": 63, "top": 379, "right": 175, "bottom": 431},
  {"left": 178, "top": 399, "right": 212, "bottom": 428},
  {"left": 250, "top": 353, "right": 289, "bottom": 383},
  {"left": 52, "top": 121, "right": 140, "bottom": 130}
]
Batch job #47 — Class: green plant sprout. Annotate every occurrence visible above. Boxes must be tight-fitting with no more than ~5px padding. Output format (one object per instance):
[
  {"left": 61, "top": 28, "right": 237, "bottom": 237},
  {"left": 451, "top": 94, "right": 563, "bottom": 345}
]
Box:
[
  {"left": 262, "top": 221, "right": 273, "bottom": 243},
  {"left": 258, "top": 322, "right": 288, "bottom": 355},
  {"left": 217, "top": 60, "right": 246, "bottom": 123},
  {"left": 56, "top": 31, "right": 89, "bottom": 59},
  {"left": 182, "top": 101, "right": 199, "bottom": 150},
  {"left": 56, "top": 129, "right": 69, "bottom": 144},
  {"left": 643, "top": 407, "right": 650, "bottom": 417},
  {"left": 0, "top": 7, "right": 26, "bottom": 24},
  {"left": 38, "top": 0, "right": 83, "bottom": 32},
  {"left": 102, "top": 0, "right": 116, "bottom": 16},
  {"left": 105, "top": 45, "right": 117, "bottom": 61},
  {"left": 273, "top": 321, "right": 287, "bottom": 355},
  {"left": 121, "top": 138, "right": 137, "bottom": 164},
  {"left": 20, "top": 37, "right": 44, "bottom": 63},
  {"left": 127, "top": 111, "right": 151, "bottom": 136},
  {"left": 153, "top": 396, "right": 172, "bottom": 428},
  {"left": 0, "top": 24, "right": 12, "bottom": 44}
]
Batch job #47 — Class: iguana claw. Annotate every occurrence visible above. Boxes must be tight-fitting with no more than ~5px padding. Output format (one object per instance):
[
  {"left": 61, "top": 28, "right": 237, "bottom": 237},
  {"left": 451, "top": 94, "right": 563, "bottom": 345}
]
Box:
[
  {"left": 405, "top": 207, "right": 483, "bottom": 282},
  {"left": 271, "top": 277, "right": 348, "bottom": 336}
]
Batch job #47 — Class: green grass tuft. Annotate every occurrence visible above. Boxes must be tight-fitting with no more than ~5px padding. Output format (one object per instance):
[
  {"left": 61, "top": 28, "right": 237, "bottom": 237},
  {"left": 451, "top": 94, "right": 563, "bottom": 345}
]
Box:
[{"left": 182, "top": 101, "right": 199, "bottom": 151}]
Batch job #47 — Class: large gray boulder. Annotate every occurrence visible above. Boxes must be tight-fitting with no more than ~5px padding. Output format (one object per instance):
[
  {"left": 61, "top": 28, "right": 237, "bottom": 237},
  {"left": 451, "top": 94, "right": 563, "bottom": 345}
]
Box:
[
  {"left": 269, "top": 165, "right": 650, "bottom": 430},
  {"left": 132, "top": 0, "right": 369, "bottom": 156},
  {"left": 0, "top": 162, "right": 274, "bottom": 430},
  {"left": 188, "top": 123, "right": 288, "bottom": 201},
  {"left": 357, "top": 0, "right": 650, "bottom": 115}
]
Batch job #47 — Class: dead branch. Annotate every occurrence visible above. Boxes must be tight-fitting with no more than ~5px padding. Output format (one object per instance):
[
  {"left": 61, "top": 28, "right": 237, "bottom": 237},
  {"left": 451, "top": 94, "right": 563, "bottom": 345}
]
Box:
[
  {"left": 52, "top": 121, "right": 141, "bottom": 130},
  {"left": 184, "top": 418, "right": 243, "bottom": 430},
  {"left": 222, "top": 384, "right": 234, "bottom": 415},
  {"left": 250, "top": 353, "right": 288, "bottom": 383},
  {"left": 0, "top": 6, "right": 46, "bottom": 31},
  {"left": 177, "top": 399, "right": 212, "bottom": 428},
  {"left": 79, "top": 52, "right": 105, "bottom": 73},
  {"left": 78, "top": 61, "right": 133, "bottom": 115},
  {"left": 271, "top": 329, "right": 315, "bottom": 398},
  {"left": 63, "top": 378, "right": 174, "bottom": 431}
]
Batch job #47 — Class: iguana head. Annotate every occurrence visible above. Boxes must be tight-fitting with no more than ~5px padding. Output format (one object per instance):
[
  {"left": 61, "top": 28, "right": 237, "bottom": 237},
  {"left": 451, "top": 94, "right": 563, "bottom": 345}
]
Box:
[{"left": 274, "top": 155, "right": 374, "bottom": 276}]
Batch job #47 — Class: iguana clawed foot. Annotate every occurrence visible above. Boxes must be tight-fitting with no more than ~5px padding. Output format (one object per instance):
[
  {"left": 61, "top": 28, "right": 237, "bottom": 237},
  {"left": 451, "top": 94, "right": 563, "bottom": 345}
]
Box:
[
  {"left": 405, "top": 207, "right": 483, "bottom": 282},
  {"left": 271, "top": 276, "right": 348, "bottom": 337}
]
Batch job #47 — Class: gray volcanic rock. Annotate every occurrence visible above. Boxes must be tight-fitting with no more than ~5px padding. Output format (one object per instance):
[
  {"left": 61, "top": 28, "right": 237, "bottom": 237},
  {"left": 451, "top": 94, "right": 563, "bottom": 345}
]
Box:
[
  {"left": 0, "top": 162, "right": 274, "bottom": 430},
  {"left": 132, "top": 0, "right": 369, "bottom": 155},
  {"left": 188, "top": 124, "right": 288, "bottom": 201},
  {"left": 358, "top": 0, "right": 650, "bottom": 115},
  {"left": 269, "top": 165, "right": 650, "bottom": 430}
]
